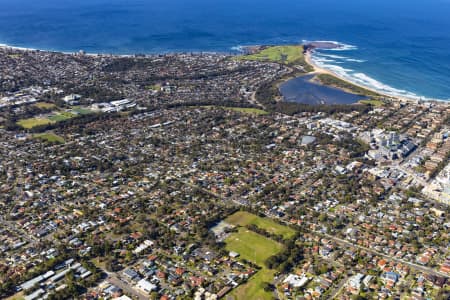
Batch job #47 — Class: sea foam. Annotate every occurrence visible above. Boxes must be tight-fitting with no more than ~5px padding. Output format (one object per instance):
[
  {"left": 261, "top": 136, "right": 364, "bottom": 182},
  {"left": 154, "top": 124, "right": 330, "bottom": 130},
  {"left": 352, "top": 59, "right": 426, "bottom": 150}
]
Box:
[
  {"left": 230, "top": 45, "right": 244, "bottom": 52},
  {"left": 316, "top": 53, "right": 349, "bottom": 60},
  {"left": 308, "top": 41, "right": 437, "bottom": 100},
  {"left": 309, "top": 40, "right": 358, "bottom": 51}
]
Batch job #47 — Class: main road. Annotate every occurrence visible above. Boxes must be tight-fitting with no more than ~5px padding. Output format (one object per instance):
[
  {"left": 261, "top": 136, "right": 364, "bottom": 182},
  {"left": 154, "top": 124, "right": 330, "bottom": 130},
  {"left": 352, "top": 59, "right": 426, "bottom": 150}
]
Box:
[
  {"left": 175, "top": 176, "right": 449, "bottom": 279},
  {"left": 106, "top": 272, "right": 149, "bottom": 300},
  {"left": 0, "top": 215, "right": 37, "bottom": 243},
  {"left": 318, "top": 231, "right": 449, "bottom": 279}
]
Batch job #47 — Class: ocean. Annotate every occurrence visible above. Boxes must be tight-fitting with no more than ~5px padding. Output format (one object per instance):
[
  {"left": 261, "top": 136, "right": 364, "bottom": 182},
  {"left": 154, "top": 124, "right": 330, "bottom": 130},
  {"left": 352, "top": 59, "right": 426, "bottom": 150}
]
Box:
[{"left": 0, "top": 0, "right": 449, "bottom": 101}]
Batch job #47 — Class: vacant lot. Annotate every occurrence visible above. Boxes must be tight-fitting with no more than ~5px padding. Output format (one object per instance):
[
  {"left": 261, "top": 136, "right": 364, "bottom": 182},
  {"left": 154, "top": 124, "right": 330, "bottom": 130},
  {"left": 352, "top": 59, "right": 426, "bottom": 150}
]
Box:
[{"left": 226, "top": 211, "right": 296, "bottom": 239}]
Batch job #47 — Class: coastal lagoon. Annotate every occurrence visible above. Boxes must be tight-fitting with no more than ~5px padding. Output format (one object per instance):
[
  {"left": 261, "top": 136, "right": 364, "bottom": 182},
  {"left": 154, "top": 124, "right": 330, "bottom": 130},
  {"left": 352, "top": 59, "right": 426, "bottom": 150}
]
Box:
[
  {"left": 280, "top": 75, "right": 366, "bottom": 105},
  {"left": 0, "top": 0, "right": 449, "bottom": 100}
]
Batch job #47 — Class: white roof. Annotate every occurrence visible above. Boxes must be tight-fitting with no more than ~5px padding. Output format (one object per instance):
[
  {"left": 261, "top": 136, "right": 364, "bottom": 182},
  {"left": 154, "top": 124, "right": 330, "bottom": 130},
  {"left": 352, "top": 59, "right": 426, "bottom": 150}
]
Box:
[
  {"left": 137, "top": 279, "right": 157, "bottom": 292},
  {"left": 229, "top": 251, "right": 239, "bottom": 257},
  {"left": 24, "top": 288, "right": 45, "bottom": 300},
  {"left": 283, "top": 274, "right": 309, "bottom": 288}
]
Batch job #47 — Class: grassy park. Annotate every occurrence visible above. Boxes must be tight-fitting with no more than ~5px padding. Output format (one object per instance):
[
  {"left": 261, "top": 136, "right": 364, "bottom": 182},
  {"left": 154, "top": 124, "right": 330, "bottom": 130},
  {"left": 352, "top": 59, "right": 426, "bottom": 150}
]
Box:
[
  {"left": 225, "top": 211, "right": 296, "bottom": 239},
  {"left": 33, "top": 132, "right": 65, "bottom": 144},
  {"left": 237, "top": 45, "right": 308, "bottom": 66},
  {"left": 225, "top": 227, "right": 283, "bottom": 300},
  {"left": 34, "top": 102, "right": 56, "bottom": 109},
  {"left": 197, "top": 106, "right": 268, "bottom": 115},
  {"left": 48, "top": 111, "right": 76, "bottom": 122},
  {"left": 359, "top": 99, "right": 384, "bottom": 107},
  {"left": 17, "top": 108, "right": 94, "bottom": 129},
  {"left": 17, "top": 117, "right": 55, "bottom": 129},
  {"left": 71, "top": 107, "right": 95, "bottom": 115},
  {"left": 145, "top": 84, "right": 162, "bottom": 91},
  {"left": 225, "top": 227, "right": 283, "bottom": 265},
  {"left": 230, "top": 268, "right": 277, "bottom": 300},
  {"left": 224, "top": 107, "right": 268, "bottom": 115},
  {"left": 224, "top": 212, "right": 297, "bottom": 299}
]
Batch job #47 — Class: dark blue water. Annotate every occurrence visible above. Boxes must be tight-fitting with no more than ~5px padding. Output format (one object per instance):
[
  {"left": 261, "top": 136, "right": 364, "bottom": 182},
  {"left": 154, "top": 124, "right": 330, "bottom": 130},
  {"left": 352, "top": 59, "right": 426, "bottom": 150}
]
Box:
[
  {"left": 280, "top": 75, "right": 366, "bottom": 105},
  {"left": 0, "top": 0, "right": 449, "bottom": 100}
]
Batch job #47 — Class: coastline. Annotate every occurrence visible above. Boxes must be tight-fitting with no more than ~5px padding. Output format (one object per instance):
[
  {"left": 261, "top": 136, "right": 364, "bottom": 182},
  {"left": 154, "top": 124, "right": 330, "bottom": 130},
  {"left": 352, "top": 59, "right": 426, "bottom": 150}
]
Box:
[
  {"left": 0, "top": 42, "right": 232, "bottom": 58},
  {"left": 0, "top": 41, "right": 447, "bottom": 104},
  {"left": 0, "top": 43, "right": 147, "bottom": 58},
  {"left": 303, "top": 50, "right": 420, "bottom": 104}
]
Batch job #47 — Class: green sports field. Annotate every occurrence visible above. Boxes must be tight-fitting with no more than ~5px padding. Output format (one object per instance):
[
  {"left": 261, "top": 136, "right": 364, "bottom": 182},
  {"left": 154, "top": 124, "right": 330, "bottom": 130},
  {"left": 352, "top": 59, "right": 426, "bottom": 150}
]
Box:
[
  {"left": 70, "top": 107, "right": 95, "bottom": 115},
  {"left": 225, "top": 227, "right": 283, "bottom": 300},
  {"left": 17, "top": 110, "right": 86, "bottom": 129},
  {"left": 17, "top": 118, "right": 55, "bottom": 129},
  {"left": 229, "top": 268, "right": 277, "bottom": 300},
  {"left": 48, "top": 111, "right": 76, "bottom": 122},
  {"left": 225, "top": 227, "right": 283, "bottom": 265},
  {"left": 225, "top": 211, "right": 296, "bottom": 239}
]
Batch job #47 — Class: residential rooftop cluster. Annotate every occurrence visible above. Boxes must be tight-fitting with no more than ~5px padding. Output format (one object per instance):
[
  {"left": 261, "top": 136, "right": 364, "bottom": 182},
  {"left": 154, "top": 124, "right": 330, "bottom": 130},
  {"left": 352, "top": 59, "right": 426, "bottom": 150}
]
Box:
[
  {"left": 0, "top": 47, "right": 448, "bottom": 300},
  {"left": 0, "top": 47, "right": 289, "bottom": 111}
]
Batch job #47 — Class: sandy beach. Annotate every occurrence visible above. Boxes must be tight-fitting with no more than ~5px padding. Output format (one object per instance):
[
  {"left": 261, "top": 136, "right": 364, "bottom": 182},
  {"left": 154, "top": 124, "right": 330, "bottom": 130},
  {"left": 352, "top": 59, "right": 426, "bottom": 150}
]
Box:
[{"left": 304, "top": 50, "right": 420, "bottom": 103}]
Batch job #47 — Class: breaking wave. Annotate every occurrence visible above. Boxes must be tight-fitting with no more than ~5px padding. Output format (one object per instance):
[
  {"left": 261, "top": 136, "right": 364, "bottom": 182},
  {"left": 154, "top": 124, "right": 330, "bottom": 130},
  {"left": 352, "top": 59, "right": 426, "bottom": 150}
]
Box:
[
  {"left": 345, "top": 58, "right": 366, "bottom": 63},
  {"left": 306, "top": 40, "right": 447, "bottom": 100},
  {"left": 315, "top": 53, "right": 366, "bottom": 63},
  {"left": 303, "top": 40, "right": 358, "bottom": 51},
  {"left": 230, "top": 45, "right": 244, "bottom": 52},
  {"left": 316, "top": 53, "right": 348, "bottom": 59},
  {"left": 311, "top": 53, "right": 424, "bottom": 99}
]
